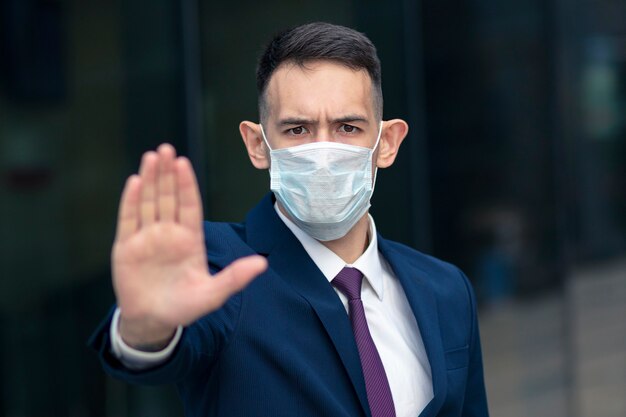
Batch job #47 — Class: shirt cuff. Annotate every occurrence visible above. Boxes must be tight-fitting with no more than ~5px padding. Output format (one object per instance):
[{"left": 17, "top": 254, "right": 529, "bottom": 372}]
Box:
[{"left": 109, "top": 307, "right": 183, "bottom": 371}]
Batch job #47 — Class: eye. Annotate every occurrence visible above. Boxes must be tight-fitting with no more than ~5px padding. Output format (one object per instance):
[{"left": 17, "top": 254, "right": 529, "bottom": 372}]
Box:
[
  {"left": 339, "top": 124, "right": 360, "bottom": 134},
  {"left": 287, "top": 126, "right": 309, "bottom": 135}
]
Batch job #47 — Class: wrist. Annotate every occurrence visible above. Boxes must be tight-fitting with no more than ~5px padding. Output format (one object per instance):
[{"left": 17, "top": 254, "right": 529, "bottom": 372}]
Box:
[{"left": 118, "top": 312, "right": 177, "bottom": 351}]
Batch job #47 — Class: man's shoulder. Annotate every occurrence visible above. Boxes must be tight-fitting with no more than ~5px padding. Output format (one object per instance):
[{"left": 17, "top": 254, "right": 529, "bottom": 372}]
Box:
[
  {"left": 380, "top": 237, "right": 463, "bottom": 277},
  {"left": 203, "top": 220, "right": 246, "bottom": 241},
  {"left": 202, "top": 220, "right": 253, "bottom": 268},
  {"left": 379, "top": 236, "right": 474, "bottom": 300}
]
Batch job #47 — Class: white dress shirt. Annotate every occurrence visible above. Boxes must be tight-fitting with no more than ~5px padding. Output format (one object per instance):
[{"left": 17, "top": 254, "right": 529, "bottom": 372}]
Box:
[{"left": 111, "top": 206, "right": 433, "bottom": 417}]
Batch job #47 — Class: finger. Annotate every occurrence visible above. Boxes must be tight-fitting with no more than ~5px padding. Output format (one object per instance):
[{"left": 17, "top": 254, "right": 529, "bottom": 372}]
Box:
[
  {"left": 139, "top": 151, "right": 158, "bottom": 226},
  {"left": 175, "top": 156, "right": 203, "bottom": 230},
  {"left": 157, "top": 144, "right": 177, "bottom": 222},
  {"left": 203, "top": 255, "right": 268, "bottom": 309},
  {"left": 115, "top": 175, "right": 142, "bottom": 242}
]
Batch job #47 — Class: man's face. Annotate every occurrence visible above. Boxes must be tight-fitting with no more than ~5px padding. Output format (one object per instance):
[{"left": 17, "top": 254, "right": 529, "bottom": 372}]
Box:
[{"left": 262, "top": 60, "right": 380, "bottom": 151}]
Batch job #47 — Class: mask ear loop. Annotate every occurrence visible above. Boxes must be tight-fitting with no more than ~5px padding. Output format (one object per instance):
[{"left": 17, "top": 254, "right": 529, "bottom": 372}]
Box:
[
  {"left": 259, "top": 124, "right": 279, "bottom": 189},
  {"left": 259, "top": 124, "right": 274, "bottom": 152},
  {"left": 373, "top": 121, "right": 383, "bottom": 152},
  {"left": 370, "top": 122, "right": 383, "bottom": 193}
]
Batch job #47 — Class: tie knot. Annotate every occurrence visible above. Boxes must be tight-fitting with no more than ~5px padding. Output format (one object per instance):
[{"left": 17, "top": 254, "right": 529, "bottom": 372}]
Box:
[{"left": 332, "top": 267, "right": 364, "bottom": 300}]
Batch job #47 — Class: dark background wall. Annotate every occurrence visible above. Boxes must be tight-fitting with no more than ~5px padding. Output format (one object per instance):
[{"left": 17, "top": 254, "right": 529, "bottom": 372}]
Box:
[{"left": 0, "top": 0, "right": 624, "bottom": 416}]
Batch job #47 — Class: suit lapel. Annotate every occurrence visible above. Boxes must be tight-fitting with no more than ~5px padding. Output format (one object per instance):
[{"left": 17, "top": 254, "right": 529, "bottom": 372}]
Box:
[
  {"left": 245, "top": 194, "right": 372, "bottom": 417},
  {"left": 378, "top": 237, "right": 447, "bottom": 417}
]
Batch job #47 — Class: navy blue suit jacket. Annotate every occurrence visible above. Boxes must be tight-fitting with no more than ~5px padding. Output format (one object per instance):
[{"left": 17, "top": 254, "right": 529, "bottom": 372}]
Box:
[{"left": 90, "top": 193, "right": 489, "bottom": 417}]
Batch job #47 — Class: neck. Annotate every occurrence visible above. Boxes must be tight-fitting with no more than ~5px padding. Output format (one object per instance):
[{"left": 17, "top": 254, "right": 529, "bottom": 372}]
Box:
[
  {"left": 321, "top": 215, "right": 370, "bottom": 264},
  {"left": 277, "top": 203, "right": 370, "bottom": 264}
]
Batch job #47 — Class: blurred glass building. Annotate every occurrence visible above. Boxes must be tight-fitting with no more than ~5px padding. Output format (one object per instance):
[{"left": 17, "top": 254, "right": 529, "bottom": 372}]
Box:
[{"left": 0, "top": 0, "right": 624, "bottom": 416}]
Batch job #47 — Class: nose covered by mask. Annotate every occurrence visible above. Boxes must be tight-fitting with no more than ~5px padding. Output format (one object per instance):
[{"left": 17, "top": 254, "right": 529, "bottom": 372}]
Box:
[{"left": 260, "top": 123, "right": 382, "bottom": 241}]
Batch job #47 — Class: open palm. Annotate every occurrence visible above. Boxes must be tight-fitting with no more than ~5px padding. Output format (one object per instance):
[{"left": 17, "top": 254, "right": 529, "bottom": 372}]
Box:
[{"left": 112, "top": 144, "right": 266, "bottom": 348}]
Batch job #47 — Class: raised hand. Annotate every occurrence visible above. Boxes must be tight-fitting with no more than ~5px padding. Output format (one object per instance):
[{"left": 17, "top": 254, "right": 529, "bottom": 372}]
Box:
[{"left": 112, "top": 144, "right": 267, "bottom": 349}]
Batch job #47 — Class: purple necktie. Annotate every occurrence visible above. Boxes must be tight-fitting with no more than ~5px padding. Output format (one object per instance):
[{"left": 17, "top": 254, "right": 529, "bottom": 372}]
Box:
[{"left": 332, "top": 267, "right": 396, "bottom": 417}]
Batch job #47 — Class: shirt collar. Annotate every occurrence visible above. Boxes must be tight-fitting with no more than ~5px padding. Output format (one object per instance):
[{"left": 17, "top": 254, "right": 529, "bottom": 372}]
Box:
[{"left": 274, "top": 203, "right": 385, "bottom": 300}]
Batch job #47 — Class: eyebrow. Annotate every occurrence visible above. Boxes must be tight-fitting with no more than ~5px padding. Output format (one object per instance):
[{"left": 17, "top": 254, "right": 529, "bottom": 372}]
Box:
[
  {"left": 277, "top": 114, "right": 370, "bottom": 127},
  {"left": 277, "top": 117, "right": 315, "bottom": 127},
  {"left": 332, "top": 115, "right": 369, "bottom": 125}
]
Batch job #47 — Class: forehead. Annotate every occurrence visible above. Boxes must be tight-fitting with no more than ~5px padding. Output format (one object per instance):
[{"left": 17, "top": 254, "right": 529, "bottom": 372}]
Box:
[{"left": 265, "top": 60, "right": 375, "bottom": 119}]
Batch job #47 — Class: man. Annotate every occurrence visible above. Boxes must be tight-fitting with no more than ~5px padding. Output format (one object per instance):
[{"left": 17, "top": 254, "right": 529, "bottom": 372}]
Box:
[{"left": 90, "top": 22, "right": 489, "bottom": 417}]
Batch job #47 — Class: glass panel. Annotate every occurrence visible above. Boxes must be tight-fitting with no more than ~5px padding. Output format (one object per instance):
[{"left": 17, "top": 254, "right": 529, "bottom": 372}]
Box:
[{"left": 0, "top": 0, "right": 185, "bottom": 415}]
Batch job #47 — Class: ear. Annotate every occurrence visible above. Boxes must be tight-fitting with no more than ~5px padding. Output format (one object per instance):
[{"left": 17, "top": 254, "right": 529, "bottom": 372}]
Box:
[
  {"left": 376, "top": 119, "right": 408, "bottom": 168},
  {"left": 239, "top": 121, "right": 270, "bottom": 169}
]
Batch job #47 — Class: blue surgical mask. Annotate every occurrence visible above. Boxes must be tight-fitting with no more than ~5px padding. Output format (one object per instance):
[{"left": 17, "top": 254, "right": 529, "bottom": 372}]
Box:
[{"left": 260, "top": 123, "right": 382, "bottom": 241}]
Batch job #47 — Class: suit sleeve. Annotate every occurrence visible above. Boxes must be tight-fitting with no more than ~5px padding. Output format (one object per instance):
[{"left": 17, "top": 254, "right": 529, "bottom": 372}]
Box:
[
  {"left": 460, "top": 271, "right": 490, "bottom": 417},
  {"left": 87, "top": 291, "right": 242, "bottom": 386}
]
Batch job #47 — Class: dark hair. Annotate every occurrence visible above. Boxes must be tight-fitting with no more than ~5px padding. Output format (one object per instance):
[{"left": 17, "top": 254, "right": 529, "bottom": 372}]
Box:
[{"left": 256, "top": 22, "right": 383, "bottom": 121}]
